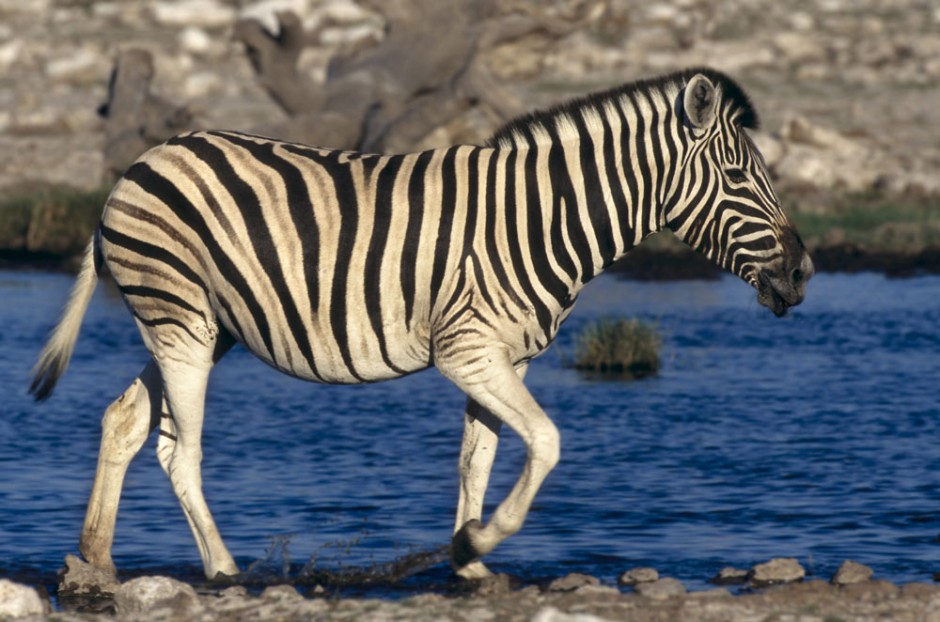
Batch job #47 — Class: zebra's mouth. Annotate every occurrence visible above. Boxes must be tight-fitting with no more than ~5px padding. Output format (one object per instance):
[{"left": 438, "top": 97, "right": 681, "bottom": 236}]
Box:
[{"left": 756, "top": 271, "right": 801, "bottom": 317}]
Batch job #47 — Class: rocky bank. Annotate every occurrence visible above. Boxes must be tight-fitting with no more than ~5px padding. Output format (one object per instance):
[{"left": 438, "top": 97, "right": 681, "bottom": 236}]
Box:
[
  {"left": 7, "top": 556, "right": 940, "bottom": 621},
  {"left": 2, "top": 0, "right": 940, "bottom": 196}
]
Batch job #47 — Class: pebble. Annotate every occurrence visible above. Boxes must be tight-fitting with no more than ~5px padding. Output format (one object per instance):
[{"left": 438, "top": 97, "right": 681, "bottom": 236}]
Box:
[
  {"left": 260, "top": 583, "right": 303, "bottom": 601},
  {"left": 750, "top": 558, "right": 806, "bottom": 586},
  {"left": 0, "top": 579, "right": 48, "bottom": 618},
  {"left": 532, "top": 606, "right": 615, "bottom": 622},
  {"left": 832, "top": 560, "right": 874, "bottom": 585},
  {"left": 179, "top": 26, "right": 213, "bottom": 55},
  {"left": 547, "top": 573, "right": 601, "bottom": 592},
  {"left": 469, "top": 573, "right": 515, "bottom": 596},
  {"left": 114, "top": 575, "right": 204, "bottom": 616},
  {"left": 634, "top": 578, "right": 687, "bottom": 600},
  {"left": 709, "top": 567, "right": 750, "bottom": 585},
  {"left": 151, "top": 0, "right": 235, "bottom": 28},
  {"left": 618, "top": 567, "right": 659, "bottom": 586}
]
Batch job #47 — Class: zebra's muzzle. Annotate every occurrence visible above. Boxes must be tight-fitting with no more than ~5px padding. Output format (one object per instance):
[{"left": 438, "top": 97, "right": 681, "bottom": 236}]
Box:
[{"left": 755, "top": 252, "right": 813, "bottom": 317}]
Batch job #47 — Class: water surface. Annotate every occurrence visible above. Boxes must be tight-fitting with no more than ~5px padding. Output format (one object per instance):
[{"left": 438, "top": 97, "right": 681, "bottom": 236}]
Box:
[{"left": 2, "top": 270, "right": 939, "bottom": 594}]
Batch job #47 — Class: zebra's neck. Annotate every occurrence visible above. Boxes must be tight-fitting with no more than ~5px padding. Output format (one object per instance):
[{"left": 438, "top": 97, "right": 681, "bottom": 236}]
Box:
[{"left": 493, "top": 86, "right": 683, "bottom": 298}]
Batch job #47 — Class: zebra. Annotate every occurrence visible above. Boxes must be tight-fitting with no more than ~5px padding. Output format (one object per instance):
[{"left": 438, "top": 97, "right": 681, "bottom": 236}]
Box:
[{"left": 31, "top": 67, "right": 812, "bottom": 581}]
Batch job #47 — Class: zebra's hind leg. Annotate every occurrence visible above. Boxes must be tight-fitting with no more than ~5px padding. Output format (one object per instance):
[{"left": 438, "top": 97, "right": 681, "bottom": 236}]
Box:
[
  {"left": 451, "top": 364, "right": 528, "bottom": 579},
  {"left": 80, "top": 360, "right": 163, "bottom": 573},
  {"left": 443, "top": 352, "right": 559, "bottom": 571},
  {"left": 156, "top": 347, "right": 239, "bottom": 580}
]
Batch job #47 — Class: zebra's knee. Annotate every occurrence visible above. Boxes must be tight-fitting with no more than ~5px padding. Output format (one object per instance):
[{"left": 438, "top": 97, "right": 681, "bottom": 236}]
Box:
[
  {"left": 100, "top": 378, "right": 155, "bottom": 462},
  {"left": 530, "top": 419, "right": 561, "bottom": 474}
]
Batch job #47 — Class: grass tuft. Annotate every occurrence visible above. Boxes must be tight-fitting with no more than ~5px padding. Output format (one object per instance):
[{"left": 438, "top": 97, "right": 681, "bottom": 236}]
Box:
[
  {"left": 571, "top": 317, "right": 661, "bottom": 379},
  {"left": 0, "top": 183, "right": 111, "bottom": 259}
]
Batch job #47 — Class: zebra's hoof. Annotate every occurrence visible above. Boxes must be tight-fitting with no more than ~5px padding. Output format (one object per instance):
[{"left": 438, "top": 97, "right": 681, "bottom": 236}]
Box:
[
  {"left": 455, "top": 560, "right": 493, "bottom": 580},
  {"left": 451, "top": 519, "right": 485, "bottom": 569}
]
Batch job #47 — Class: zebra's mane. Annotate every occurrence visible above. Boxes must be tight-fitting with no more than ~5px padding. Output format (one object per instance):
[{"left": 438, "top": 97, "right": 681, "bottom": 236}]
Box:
[{"left": 486, "top": 67, "right": 759, "bottom": 149}]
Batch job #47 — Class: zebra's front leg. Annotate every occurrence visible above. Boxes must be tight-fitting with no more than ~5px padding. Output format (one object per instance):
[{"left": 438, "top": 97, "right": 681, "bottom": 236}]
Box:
[
  {"left": 443, "top": 351, "right": 559, "bottom": 570},
  {"left": 80, "top": 360, "right": 163, "bottom": 573},
  {"left": 452, "top": 364, "right": 528, "bottom": 579}
]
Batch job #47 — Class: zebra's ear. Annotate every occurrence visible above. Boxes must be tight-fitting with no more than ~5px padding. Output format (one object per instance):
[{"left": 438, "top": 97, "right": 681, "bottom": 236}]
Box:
[{"left": 683, "top": 74, "right": 718, "bottom": 131}]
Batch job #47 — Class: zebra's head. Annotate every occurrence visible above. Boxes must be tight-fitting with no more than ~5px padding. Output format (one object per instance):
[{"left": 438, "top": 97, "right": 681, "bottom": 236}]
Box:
[{"left": 666, "top": 70, "right": 813, "bottom": 316}]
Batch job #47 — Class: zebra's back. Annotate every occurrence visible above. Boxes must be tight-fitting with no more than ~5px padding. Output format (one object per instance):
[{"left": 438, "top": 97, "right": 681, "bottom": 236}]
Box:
[{"left": 99, "top": 130, "right": 473, "bottom": 384}]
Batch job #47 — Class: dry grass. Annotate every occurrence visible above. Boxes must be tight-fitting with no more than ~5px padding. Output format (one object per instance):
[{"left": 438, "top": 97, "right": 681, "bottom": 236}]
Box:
[
  {"left": 571, "top": 317, "right": 661, "bottom": 379},
  {"left": 0, "top": 184, "right": 110, "bottom": 257}
]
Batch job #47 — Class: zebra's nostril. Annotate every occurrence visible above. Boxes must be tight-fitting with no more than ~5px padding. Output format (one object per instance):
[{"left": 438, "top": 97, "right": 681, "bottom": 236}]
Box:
[{"left": 791, "top": 267, "right": 803, "bottom": 286}]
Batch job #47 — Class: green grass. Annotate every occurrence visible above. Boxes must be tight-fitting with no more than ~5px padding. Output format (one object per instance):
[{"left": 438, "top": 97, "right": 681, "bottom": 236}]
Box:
[
  {"left": 787, "top": 191, "right": 940, "bottom": 251},
  {"left": 570, "top": 317, "right": 661, "bottom": 379},
  {"left": 0, "top": 184, "right": 111, "bottom": 256}
]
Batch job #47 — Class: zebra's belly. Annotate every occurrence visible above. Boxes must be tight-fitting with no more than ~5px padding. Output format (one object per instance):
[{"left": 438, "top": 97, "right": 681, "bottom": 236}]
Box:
[{"left": 232, "top": 316, "right": 433, "bottom": 385}]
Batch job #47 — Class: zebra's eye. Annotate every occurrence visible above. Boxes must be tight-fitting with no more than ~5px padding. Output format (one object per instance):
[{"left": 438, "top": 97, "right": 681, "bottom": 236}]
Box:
[{"left": 725, "top": 168, "right": 748, "bottom": 184}]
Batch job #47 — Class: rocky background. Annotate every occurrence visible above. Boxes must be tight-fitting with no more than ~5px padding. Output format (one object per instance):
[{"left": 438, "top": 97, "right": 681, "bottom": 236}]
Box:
[{"left": 1, "top": 0, "right": 939, "bottom": 261}]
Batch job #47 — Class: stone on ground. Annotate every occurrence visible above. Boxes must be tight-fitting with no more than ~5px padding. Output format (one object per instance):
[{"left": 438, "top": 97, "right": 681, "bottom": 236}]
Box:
[
  {"left": 0, "top": 579, "right": 49, "bottom": 618},
  {"left": 709, "top": 567, "right": 750, "bottom": 585},
  {"left": 547, "top": 573, "right": 601, "bottom": 592},
  {"left": 114, "top": 575, "right": 203, "bottom": 617},
  {"left": 750, "top": 558, "right": 806, "bottom": 586},
  {"left": 58, "top": 553, "right": 121, "bottom": 596},
  {"left": 618, "top": 567, "right": 659, "bottom": 585},
  {"left": 832, "top": 560, "right": 874, "bottom": 585},
  {"left": 634, "top": 577, "right": 687, "bottom": 600}
]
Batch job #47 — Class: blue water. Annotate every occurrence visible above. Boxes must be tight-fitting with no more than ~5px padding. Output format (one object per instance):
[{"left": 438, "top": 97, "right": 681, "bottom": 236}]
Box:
[{"left": 2, "top": 269, "right": 940, "bottom": 595}]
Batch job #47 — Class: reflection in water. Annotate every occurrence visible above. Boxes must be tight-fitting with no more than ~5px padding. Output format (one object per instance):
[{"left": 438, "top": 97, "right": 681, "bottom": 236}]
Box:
[{"left": 2, "top": 270, "right": 940, "bottom": 595}]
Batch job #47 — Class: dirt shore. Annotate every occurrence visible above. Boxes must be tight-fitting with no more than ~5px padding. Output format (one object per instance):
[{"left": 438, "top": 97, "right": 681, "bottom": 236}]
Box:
[{"left": 10, "top": 571, "right": 940, "bottom": 622}]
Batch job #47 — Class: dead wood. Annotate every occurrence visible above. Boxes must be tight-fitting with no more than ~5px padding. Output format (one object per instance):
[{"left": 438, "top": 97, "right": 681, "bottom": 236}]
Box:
[{"left": 98, "top": 48, "right": 192, "bottom": 178}]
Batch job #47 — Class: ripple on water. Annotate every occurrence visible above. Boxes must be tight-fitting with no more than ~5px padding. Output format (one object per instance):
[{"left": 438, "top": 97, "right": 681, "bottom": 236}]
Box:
[{"left": 2, "top": 271, "right": 940, "bottom": 593}]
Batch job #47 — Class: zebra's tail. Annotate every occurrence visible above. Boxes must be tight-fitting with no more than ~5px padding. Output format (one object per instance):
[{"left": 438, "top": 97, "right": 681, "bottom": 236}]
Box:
[{"left": 30, "top": 232, "right": 101, "bottom": 401}]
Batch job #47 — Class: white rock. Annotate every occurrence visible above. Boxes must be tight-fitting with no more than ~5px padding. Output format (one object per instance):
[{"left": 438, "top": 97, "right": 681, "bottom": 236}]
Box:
[
  {"left": 91, "top": 2, "right": 123, "bottom": 19},
  {"left": 634, "top": 578, "right": 687, "bottom": 600},
  {"left": 151, "top": 0, "right": 235, "bottom": 28},
  {"left": 319, "top": 23, "right": 382, "bottom": 47},
  {"left": 618, "top": 567, "right": 659, "bottom": 585},
  {"left": 45, "top": 47, "right": 104, "bottom": 81},
  {"left": 547, "top": 573, "right": 601, "bottom": 592},
  {"left": 751, "top": 132, "right": 784, "bottom": 169},
  {"left": 779, "top": 116, "right": 857, "bottom": 154},
  {"left": 773, "top": 32, "right": 828, "bottom": 65},
  {"left": 319, "top": 0, "right": 373, "bottom": 24},
  {"left": 532, "top": 605, "right": 615, "bottom": 622},
  {"left": 0, "top": 0, "right": 50, "bottom": 14},
  {"left": 114, "top": 576, "right": 203, "bottom": 616},
  {"left": 184, "top": 71, "right": 224, "bottom": 99},
  {"left": 832, "top": 560, "right": 874, "bottom": 585},
  {"left": 751, "top": 558, "right": 806, "bottom": 585},
  {"left": 179, "top": 26, "right": 213, "bottom": 55},
  {"left": 699, "top": 40, "right": 777, "bottom": 73},
  {"left": 0, "top": 579, "right": 48, "bottom": 618},
  {"left": 0, "top": 40, "right": 21, "bottom": 73},
  {"left": 644, "top": 4, "right": 681, "bottom": 27},
  {"left": 789, "top": 11, "right": 815, "bottom": 32},
  {"left": 239, "top": 0, "right": 310, "bottom": 36},
  {"left": 260, "top": 584, "right": 302, "bottom": 601}
]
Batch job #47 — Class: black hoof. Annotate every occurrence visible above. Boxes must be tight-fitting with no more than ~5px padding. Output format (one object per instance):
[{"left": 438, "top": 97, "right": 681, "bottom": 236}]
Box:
[{"left": 451, "top": 519, "right": 484, "bottom": 568}]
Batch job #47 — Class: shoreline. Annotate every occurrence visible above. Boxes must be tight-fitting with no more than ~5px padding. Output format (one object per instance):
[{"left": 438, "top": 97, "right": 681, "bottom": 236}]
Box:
[
  {"left": 7, "top": 557, "right": 940, "bottom": 621},
  {"left": 5, "top": 243, "right": 940, "bottom": 280}
]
